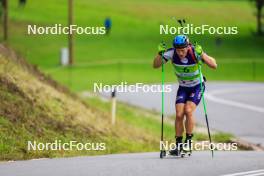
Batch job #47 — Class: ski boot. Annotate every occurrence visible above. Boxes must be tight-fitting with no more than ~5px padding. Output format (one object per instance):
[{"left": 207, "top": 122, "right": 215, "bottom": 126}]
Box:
[
  {"left": 169, "top": 136, "right": 183, "bottom": 156},
  {"left": 181, "top": 133, "right": 193, "bottom": 158}
]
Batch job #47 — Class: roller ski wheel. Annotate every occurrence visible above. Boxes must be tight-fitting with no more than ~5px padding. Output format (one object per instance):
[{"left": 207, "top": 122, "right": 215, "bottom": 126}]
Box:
[
  {"left": 160, "top": 150, "right": 166, "bottom": 158},
  {"left": 169, "top": 148, "right": 181, "bottom": 157},
  {"left": 180, "top": 149, "right": 192, "bottom": 158}
]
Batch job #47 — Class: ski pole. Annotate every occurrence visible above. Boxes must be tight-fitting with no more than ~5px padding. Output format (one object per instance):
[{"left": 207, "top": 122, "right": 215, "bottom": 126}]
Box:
[
  {"left": 160, "top": 52, "right": 165, "bottom": 150},
  {"left": 198, "top": 63, "right": 214, "bottom": 158}
]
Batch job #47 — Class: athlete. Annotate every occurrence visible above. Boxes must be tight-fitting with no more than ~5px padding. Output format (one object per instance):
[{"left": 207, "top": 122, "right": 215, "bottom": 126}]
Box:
[{"left": 153, "top": 35, "right": 217, "bottom": 155}]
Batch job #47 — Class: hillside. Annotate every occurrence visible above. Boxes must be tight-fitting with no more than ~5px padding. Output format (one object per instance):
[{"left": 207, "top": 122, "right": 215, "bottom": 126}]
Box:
[{"left": 0, "top": 44, "right": 160, "bottom": 160}]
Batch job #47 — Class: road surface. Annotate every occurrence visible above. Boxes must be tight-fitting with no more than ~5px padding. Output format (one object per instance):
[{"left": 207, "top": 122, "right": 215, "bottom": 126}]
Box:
[
  {"left": 1, "top": 152, "right": 264, "bottom": 176},
  {"left": 101, "top": 82, "right": 264, "bottom": 146}
]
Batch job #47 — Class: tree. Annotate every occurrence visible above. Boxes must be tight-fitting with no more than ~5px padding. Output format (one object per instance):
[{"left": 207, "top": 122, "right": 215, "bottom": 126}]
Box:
[
  {"left": 1, "top": 0, "right": 8, "bottom": 41},
  {"left": 250, "top": 0, "right": 264, "bottom": 35},
  {"left": 0, "top": 0, "right": 2, "bottom": 17}
]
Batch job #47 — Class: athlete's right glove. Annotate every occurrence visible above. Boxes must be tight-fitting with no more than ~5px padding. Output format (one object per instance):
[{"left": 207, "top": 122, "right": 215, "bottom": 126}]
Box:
[{"left": 158, "top": 42, "right": 166, "bottom": 56}]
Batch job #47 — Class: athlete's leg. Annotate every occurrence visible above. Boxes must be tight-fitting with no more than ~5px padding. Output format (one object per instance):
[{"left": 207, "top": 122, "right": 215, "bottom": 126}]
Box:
[
  {"left": 175, "top": 86, "right": 187, "bottom": 137},
  {"left": 170, "top": 103, "right": 185, "bottom": 155},
  {"left": 184, "top": 101, "right": 197, "bottom": 134},
  {"left": 170, "top": 86, "right": 187, "bottom": 155},
  {"left": 175, "top": 103, "right": 185, "bottom": 137},
  {"left": 185, "top": 83, "right": 205, "bottom": 134}
]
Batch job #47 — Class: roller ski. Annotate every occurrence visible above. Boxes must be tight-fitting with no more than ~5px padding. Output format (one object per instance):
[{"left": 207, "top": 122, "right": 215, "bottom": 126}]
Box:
[
  {"left": 160, "top": 148, "right": 183, "bottom": 158},
  {"left": 160, "top": 146, "right": 182, "bottom": 158},
  {"left": 160, "top": 147, "right": 191, "bottom": 158},
  {"left": 180, "top": 134, "right": 193, "bottom": 158},
  {"left": 160, "top": 136, "right": 192, "bottom": 158},
  {"left": 160, "top": 137, "right": 182, "bottom": 158},
  {"left": 168, "top": 136, "right": 183, "bottom": 157},
  {"left": 180, "top": 148, "right": 192, "bottom": 158}
]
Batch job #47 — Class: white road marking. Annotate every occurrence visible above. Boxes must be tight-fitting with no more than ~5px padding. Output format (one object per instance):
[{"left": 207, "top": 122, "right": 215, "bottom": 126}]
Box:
[
  {"left": 245, "top": 173, "right": 264, "bottom": 176},
  {"left": 221, "top": 169, "right": 264, "bottom": 176},
  {"left": 205, "top": 87, "right": 264, "bottom": 114}
]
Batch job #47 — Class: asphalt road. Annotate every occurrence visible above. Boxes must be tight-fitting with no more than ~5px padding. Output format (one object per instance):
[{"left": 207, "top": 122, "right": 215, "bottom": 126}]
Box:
[
  {"left": 1, "top": 152, "right": 264, "bottom": 176},
  {"left": 101, "top": 82, "right": 264, "bottom": 146}
]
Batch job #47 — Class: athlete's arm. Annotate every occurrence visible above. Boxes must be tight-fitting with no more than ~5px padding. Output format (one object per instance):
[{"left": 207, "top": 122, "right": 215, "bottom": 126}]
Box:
[
  {"left": 201, "top": 53, "right": 217, "bottom": 69},
  {"left": 153, "top": 54, "right": 163, "bottom": 68}
]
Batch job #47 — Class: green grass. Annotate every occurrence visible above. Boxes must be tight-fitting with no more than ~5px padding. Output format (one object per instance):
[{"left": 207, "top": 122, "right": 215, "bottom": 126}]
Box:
[
  {"left": 0, "top": 0, "right": 263, "bottom": 92},
  {"left": 0, "top": 51, "right": 158, "bottom": 160}
]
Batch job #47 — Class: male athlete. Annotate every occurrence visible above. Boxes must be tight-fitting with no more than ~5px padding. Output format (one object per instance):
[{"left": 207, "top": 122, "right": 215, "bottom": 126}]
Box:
[{"left": 153, "top": 35, "right": 217, "bottom": 155}]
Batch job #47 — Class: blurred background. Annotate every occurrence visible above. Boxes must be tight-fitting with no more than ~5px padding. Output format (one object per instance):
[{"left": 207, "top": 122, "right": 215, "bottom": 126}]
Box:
[{"left": 1, "top": 0, "right": 263, "bottom": 92}]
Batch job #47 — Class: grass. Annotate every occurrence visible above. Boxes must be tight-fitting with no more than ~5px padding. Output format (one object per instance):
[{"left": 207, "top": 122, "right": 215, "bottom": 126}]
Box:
[
  {"left": 0, "top": 47, "right": 155, "bottom": 160},
  {"left": 0, "top": 0, "right": 262, "bottom": 92}
]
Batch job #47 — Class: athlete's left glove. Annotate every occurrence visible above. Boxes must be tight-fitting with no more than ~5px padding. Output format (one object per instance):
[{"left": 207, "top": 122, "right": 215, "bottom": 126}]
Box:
[{"left": 194, "top": 42, "right": 203, "bottom": 64}]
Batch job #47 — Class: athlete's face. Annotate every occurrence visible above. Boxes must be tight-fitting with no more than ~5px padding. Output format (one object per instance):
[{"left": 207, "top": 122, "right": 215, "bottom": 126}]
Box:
[{"left": 176, "top": 47, "right": 188, "bottom": 59}]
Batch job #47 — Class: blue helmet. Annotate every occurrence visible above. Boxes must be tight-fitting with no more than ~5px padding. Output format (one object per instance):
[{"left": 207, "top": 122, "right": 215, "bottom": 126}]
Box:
[{"left": 173, "top": 35, "right": 189, "bottom": 48}]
